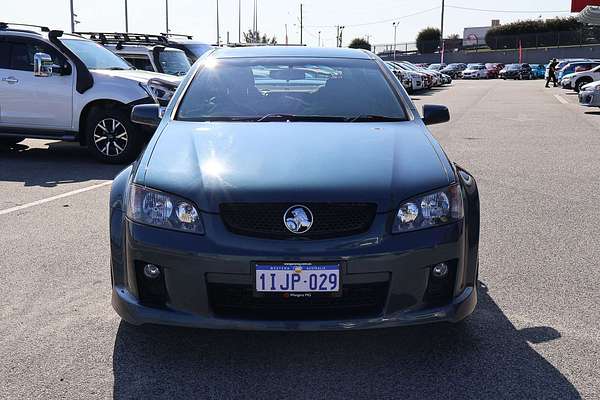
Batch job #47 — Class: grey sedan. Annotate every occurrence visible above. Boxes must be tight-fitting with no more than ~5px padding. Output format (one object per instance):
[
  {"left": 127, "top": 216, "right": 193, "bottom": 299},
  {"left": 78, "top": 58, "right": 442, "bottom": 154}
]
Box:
[{"left": 109, "top": 46, "right": 480, "bottom": 331}]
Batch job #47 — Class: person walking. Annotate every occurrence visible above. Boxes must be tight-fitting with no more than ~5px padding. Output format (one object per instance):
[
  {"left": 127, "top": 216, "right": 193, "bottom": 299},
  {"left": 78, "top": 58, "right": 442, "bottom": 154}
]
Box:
[{"left": 546, "top": 58, "right": 559, "bottom": 88}]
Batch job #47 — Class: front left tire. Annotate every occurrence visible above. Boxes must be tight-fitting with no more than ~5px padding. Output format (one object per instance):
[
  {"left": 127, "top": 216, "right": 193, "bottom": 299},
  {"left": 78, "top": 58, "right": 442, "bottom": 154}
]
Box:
[{"left": 85, "top": 106, "right": 145, "bottom": 164}]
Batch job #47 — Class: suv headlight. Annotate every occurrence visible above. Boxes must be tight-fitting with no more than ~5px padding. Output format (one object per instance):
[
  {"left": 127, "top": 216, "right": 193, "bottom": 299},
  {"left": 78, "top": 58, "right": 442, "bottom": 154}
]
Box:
[
  {"left": 140, "top": 80, "right": 176, "bottom": 107},
  {"left": 127, "top": 184, "right": 204, "bottom": 234},
  {"left": 392, "top": 185, "right": 463, "bottom": 233}
]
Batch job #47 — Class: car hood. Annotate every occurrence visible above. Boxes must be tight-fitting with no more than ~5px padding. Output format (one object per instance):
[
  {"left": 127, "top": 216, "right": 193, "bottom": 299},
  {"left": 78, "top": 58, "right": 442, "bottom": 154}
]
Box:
[
  {"left": 90, "top": 69, "right": 182, "bottom": 85},
  {"left": 562, "top": 72, "right": 576, "bottom": 79},
  {"left": 140, "top": 121, "right": 452, "bottom": 213}
]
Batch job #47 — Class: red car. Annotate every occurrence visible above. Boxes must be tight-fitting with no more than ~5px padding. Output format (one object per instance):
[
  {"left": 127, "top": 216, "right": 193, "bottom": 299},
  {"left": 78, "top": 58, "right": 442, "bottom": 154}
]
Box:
[{"left": 485, "top": 63, "right": 504, "bottom": 79}]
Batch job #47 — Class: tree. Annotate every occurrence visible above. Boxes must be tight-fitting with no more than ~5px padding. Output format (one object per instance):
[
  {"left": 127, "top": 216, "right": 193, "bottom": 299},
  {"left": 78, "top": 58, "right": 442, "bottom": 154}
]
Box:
[
  {"left": 484, "top": 17, "right": 598, "bottom": 49},
  {"left": 243, "top": 30, "right": 277, "bottom": 44},
  {"left": 446, "top": 33, "right": 460, "bottom": 40},
  {"left": 416, "top": 27, "right": 440, "bottom": 54},
  {"left": 348, "top": 38, "right": 372, "bottom": 51}
]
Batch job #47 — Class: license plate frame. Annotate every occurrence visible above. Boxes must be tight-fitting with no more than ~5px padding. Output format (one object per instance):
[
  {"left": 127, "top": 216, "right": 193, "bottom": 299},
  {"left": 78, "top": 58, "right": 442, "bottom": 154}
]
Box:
[{"left": 253, "top": 262, "right": 343, "bottom": 297}]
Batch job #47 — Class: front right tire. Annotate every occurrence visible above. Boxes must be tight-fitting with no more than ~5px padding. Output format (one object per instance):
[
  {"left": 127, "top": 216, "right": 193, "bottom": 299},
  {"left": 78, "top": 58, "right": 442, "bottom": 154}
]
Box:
[{"left": 85, "top": 106, "right": 145, "bottom": 164}]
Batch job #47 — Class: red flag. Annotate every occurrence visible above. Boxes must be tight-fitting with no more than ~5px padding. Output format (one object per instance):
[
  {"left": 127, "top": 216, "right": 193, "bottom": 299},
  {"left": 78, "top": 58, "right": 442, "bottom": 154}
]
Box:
[{"left": 518, "top": 40, "right": 522, "bottom": 63}]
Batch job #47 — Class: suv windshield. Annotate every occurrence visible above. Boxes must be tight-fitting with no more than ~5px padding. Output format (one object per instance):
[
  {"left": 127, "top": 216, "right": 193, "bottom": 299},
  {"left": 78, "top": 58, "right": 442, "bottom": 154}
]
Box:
[
  {"left": 158, "top": 50, "right": 191, "bottom": 76},
  {"left": 177, "top": 57, "right": 407, "bottom": 122},
  {"left": 61, "top": 39, "right": 132, "bottom": 70}
]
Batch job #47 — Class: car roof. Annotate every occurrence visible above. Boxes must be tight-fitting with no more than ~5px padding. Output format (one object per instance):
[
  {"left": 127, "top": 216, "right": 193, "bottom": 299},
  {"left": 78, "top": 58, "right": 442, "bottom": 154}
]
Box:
[{"left": 211, "top": 46, "right": 373, "bottom": 60}]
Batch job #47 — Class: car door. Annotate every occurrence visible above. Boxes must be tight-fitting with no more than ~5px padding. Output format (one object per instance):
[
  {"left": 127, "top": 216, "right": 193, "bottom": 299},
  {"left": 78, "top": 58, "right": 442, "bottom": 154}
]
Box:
[{"left": 0, "top": 36, "right": 73, "bottom": 130}]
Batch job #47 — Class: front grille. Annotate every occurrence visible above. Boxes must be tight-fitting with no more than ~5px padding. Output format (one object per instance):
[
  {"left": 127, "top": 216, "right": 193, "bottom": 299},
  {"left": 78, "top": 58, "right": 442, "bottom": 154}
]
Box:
[
  {"left": 207, "top": 282, "right": 389, "bottom": 320},
  {"left": 220, "top": 203, "right": 377, "bottom": 239}
]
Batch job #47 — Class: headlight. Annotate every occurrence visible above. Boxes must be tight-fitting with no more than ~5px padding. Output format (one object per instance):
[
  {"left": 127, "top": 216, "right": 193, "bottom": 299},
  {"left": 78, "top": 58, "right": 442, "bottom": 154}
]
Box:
[
  {"left": 127, "top": 184, "right": 204, "bottom": 234},
  {"left": 140, "top": 80, "right": 176, "bottom": 107},
  {"left": 392, "top": 185, "right": 463, "bottom": 233}
]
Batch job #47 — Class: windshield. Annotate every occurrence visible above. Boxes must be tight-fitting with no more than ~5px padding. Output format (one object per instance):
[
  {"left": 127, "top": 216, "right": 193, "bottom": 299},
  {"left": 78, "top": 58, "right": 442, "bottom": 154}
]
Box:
[
  {"left": 507, "top": 64, "right": 520, "bottom": 70},
  {"left": 177, "top": 57, "right": 406, "bottom": 122},
  {"left": 185, "top": 43, "right": 213, "bottom": 58},
  {"left": 158, "top": 50, "right": 191, "bottom": 76},
  {"left": 61, "top": 39, "right": 132, "bottom": 70}
]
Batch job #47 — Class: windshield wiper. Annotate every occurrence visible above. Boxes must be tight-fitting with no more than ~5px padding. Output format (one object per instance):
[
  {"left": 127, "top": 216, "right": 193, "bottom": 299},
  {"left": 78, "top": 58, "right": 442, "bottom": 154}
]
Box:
[
  {"left": 256, "top": 114, "right": 347, "bottom": 122},
  {"left": 346, "top": 114, "right": 405, "bottom": 123}
]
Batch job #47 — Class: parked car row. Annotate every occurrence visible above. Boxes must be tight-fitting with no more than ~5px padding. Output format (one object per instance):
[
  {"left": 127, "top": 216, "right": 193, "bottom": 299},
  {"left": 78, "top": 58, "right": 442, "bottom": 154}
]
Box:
[
  {"left": 553, "top": 59, "right": 600, "bottom": 92},
  {"left": 417, "top": 62, "right": 547, "bottom": 80},
  {"left": 385, "top": 61, "right": 452, "bottom": 93}
]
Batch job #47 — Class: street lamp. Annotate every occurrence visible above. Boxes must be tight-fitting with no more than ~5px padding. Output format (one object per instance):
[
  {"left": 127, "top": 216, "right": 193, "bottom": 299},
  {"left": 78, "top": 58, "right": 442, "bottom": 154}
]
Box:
[{"left": 392, "top": 22, "right": 398, "bottom": 62}]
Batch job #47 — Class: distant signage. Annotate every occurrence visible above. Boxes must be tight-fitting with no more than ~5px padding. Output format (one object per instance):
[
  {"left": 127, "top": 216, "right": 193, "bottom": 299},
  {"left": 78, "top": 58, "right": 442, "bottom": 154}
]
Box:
[
  {"left": 463, "top": 27, "right": 490, "bottom": 47},
  {"left": 572, "top": 0, "right": 600, "bottom": 12}
]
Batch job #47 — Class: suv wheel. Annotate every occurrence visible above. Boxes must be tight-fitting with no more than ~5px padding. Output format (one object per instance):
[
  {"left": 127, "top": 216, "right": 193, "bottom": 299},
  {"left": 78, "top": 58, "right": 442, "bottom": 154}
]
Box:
[
  {"left": 85, "top": 107, "right": 144, "bottom": 164},
  {"left": 575, "top": 79, "right": 591, "bottom": 93}
]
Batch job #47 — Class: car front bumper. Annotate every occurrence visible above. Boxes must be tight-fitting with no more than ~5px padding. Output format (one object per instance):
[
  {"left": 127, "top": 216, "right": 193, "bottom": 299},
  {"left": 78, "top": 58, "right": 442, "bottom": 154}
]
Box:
[
  {"left": 110, "top": 215, "right": 478, "bottom": 331},
  {"left": 579, "top": 90, "right": 600, "bottom": 106}
]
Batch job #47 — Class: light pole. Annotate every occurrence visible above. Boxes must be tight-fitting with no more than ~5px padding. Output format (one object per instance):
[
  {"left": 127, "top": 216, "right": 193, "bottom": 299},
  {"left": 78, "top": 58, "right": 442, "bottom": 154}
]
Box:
[
  {"left": 238, "top": 0, "right": 241, "bottom": 43},
  {"left": 300, "top": 3, "right": 303, "bottom": 45},
  {"left": 165, "top": 0, "right": 170, "bottom": 33},
  {"left": 216, "top": 0, "right": 220, "bottom": 46},
  {"left": 69, "top": 0, "right": 76, "bottom": 33},
  {"left": 124, "top": 0, "right": 129, "bottom": 32},
  {"left": 392, "top": 22, "right": 398, "bottom": 61},
  {"left": 318, "top": 31, "right": 321, "bottom": 47},
  {"left": 440, "top": 0, "right": 445, "bottom": 50}
]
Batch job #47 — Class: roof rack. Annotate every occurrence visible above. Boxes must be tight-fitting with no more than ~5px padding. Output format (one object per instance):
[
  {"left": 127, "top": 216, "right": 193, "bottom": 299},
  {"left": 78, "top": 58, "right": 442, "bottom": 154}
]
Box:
[
  {"left": 161, "top": 33, "right": 193, "bottom": 40},
  {"left": 75, "top": 32, "right": 169, "bottom": 46},
  {"left": 0, "top": 22, "right": 50, "bottom": 33}
]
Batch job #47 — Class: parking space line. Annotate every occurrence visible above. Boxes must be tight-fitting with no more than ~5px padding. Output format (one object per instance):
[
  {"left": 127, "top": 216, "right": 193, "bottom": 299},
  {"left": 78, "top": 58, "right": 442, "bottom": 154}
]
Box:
[
  {"left": 0, "top": 181, "right": 112, "bottom": 216},
  {"left": 554, "top": 94, "right": 569, "bottom": 104}
]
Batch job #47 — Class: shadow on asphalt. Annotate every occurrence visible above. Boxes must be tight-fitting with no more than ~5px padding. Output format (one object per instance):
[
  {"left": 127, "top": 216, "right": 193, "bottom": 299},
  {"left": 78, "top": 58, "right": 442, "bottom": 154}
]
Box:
[
  {"left": 111, "top": 283, "right": 580, "bottom": 399},
  {"left": 0, "top": 141, "right": 123, "bottom": 187}
]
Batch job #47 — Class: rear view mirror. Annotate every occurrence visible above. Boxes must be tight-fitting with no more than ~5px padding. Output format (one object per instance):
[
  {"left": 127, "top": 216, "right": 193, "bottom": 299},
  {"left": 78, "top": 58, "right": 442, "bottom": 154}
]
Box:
[
  {"left": 34, "top": 53, "right": 53, "bottom": 77},
  {"left": 131, "top": 104, "right": 162, "bottom": 127},
  {"left": 269, "top": 69, "right": 306, "bottom": 80},
  {"left": 422, "top": 104, "right": 450, "bottom": 125}
]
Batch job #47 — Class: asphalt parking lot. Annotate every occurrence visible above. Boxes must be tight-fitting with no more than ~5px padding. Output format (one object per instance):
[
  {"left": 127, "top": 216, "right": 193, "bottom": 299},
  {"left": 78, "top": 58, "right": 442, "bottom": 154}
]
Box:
[{"left": 1, "top": 79, "right": 599, "bottom": 399}]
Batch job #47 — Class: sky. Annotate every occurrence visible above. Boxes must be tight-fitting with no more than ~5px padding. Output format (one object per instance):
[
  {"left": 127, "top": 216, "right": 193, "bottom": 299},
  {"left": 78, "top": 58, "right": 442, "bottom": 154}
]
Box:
[{"left": 4, "top": 0, "right": 576, "bottom": 49}]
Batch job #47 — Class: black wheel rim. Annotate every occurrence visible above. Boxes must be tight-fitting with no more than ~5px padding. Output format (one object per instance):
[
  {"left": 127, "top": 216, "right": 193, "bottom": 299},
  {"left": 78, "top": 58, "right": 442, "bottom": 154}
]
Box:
[{"left": 93, "top": 118, "right": 128, "bottom": 157}]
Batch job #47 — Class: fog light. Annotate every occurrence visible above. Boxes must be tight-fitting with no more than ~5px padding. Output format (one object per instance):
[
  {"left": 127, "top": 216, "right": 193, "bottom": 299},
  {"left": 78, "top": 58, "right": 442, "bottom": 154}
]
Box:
[
  {"left": 143, "top": 264, "right": 161, "bottom": 279},
  {"left": 432, "top": 263, "right": 448, "bottom": 278}
]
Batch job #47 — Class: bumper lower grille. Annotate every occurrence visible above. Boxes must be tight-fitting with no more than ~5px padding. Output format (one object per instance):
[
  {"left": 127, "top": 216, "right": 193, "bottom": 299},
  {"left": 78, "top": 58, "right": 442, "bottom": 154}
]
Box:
[
  {"left": 220, "top": 203, "right": 377, "bottom": 239},
  {"left": 207, "top": 282, "right": 389, "bottom": 320}
]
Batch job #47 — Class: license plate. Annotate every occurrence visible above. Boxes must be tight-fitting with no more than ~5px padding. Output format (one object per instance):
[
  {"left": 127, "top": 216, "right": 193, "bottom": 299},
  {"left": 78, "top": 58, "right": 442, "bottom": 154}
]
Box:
[{"left": 255, "top": 263, "right": 340, "bottom": 293}]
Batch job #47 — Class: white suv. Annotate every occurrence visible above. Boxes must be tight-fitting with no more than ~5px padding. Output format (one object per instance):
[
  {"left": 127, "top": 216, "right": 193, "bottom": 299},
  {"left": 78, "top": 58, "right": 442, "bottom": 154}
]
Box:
[
  {"left": 0, "top": 23, "right": 182, "bottom": 163},
  {"left": 562, "top": 65, "right": 600, "bottom": 93},
  {"left": 77, "top": 32, "right": 191, "bottom": 77}
]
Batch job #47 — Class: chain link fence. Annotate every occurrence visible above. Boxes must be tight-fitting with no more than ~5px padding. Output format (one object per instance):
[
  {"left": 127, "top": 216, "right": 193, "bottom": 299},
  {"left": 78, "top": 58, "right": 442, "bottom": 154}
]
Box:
[{"left": 375, "top": 29, "right": 600, "bottom": 57}]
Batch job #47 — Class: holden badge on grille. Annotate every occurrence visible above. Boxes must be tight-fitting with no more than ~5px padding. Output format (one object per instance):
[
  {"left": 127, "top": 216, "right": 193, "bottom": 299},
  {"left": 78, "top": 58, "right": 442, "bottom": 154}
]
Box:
[{"left": 284, "top": 205, "right": 313, "bottom": 234}]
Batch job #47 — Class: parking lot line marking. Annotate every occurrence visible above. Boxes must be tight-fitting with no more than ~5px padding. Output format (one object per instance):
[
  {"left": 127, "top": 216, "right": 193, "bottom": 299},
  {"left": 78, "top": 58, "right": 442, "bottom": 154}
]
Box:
[
  {"left": 0, "top": 181, "right": 112, "bottom": 216},
  {"left": 554, "top": 94, "right": 569, "bottom": 104}
]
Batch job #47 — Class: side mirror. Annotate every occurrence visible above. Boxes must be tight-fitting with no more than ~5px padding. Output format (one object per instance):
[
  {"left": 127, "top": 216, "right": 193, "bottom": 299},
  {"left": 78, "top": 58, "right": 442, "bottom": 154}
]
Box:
[
  {"left": 131, "top": 104, "right": 162, "bottom": 127},
  {"left": 422, "top": 104, "right": 450, "bottom": 125},
  {"left": 34, "top": 53, "right": 53, "bottom": 77}
]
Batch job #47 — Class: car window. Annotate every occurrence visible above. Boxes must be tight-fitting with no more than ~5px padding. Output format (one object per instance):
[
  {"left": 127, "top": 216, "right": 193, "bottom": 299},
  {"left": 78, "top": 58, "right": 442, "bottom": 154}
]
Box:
[
  {"left": 158, "top": 50, "right": 191, "bottom": 76},
  {"left": 177, "top": 57, "right": 407, "bottom": 122},
  {"left": 5, "top": 39, "right": 64, "bottom": 72},
  {"left": 61, "top": 39, "right": 132, "bottom": 70},
  {"left": 0, "top": 41, "right": 10, "bottom": 69},
  {"left": 123, "top": 55, "right": 154, "bottom": 71}
]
